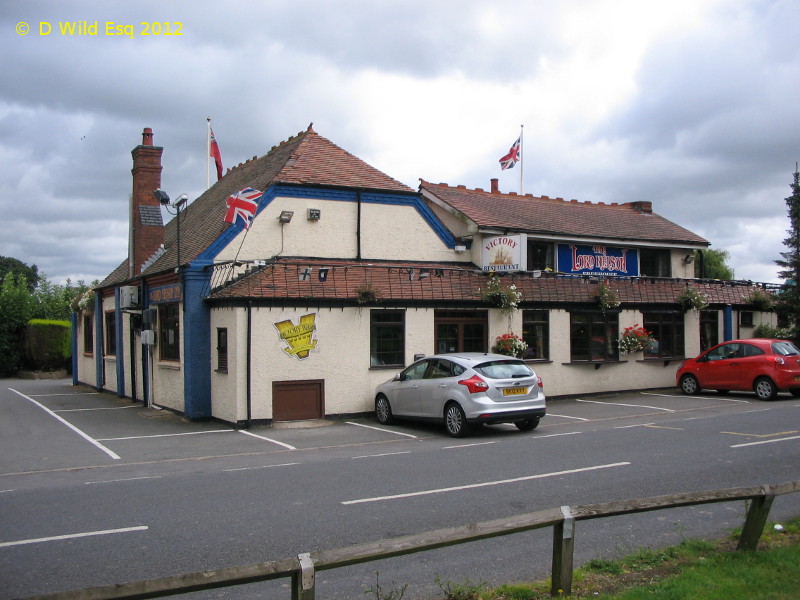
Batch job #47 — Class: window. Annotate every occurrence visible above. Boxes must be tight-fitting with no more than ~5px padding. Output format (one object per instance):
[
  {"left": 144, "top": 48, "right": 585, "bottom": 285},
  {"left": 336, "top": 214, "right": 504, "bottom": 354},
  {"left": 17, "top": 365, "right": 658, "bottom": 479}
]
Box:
[
  {"left": 370, "top": 310, "right": 405, "bottom": 367},
  {"left": 158, "top": 302, "right": 180, "bottom": 361},
  {"left": 528, "top": 241, "right": 554, "bottom": 271},
  {"left": 83, "top": 314, "right": 93, "bottom": 355},
  {"left": 105, "top": 311, "right": 116, "bottom": 356},
  {"left": 640, "top": 249, "right": 671, "bottom": 277},
  {"left": 570, "top": 311, "right": 619, "bottom": 362},
  {"left": 700, "top": 310, "right": 718, "bottom": 351},
  {"left": 642, "top": 312, "right": 684, "bottom": 359},
  {"left": 522, "top": 310, "right": 549, "bottom": 360},
  {"left": 740, "top": 311, "right": 754, "bottom": 327},
  {"left": 216, "top": 328, "right": 228, "bottom": 373},
  {"left": 434, "top": 311, "right": 487, "bottom": 353}
]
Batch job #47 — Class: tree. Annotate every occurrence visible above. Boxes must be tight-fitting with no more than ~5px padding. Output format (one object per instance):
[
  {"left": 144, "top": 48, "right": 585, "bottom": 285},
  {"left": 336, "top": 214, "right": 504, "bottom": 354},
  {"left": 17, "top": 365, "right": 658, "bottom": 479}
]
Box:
[
  {"left": 775, "top": 166, "right": 800, "bottom": 335},
  {"left": 0, "top": 256, "right": 38, "bottom": 292},
  {"left": 0, "top": 273, "right": 34, "bottom": 375},
  {"left": 696, "top": 248, "right": 735, "bottom": 280}
]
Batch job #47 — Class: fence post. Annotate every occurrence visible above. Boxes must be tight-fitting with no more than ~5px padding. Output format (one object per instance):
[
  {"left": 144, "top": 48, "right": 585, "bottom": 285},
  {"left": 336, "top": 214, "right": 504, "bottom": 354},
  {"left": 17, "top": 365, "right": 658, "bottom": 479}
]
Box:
[
  {"left": 550, "top": 506, "right": 575, "bottom": 596},
  {"left": 291, "top": 553, "right": 315, "bottom": 600},
  {"left": 737, "top": 487, "right": 775, "bottom": 551}
]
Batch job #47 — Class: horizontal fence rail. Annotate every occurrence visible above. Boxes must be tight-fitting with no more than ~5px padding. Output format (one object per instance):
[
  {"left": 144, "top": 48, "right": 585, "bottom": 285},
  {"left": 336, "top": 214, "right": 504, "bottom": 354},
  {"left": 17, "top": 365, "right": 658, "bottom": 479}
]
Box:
[{"left": 19, "top": 480, "right": 800, "bottom": 600}]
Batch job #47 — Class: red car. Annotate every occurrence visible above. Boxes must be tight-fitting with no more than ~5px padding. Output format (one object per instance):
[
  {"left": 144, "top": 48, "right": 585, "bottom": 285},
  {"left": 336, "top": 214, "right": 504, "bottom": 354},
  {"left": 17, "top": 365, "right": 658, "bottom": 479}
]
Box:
[{"left": 677, "top": 338, "right": 800, "bottom": 400}]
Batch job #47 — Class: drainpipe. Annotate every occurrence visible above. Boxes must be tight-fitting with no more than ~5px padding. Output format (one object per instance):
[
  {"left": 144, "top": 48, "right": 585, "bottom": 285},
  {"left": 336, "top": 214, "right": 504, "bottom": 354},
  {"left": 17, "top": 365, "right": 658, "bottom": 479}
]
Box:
[
  {"left": 723, "top": 305, "right": 733, "bottom": 341},
  {"left": 246, "top": 301, "right": 252, "bottom": 429},
  {"left": 356, "top": 189, "right": 362, "bottom": 260}
]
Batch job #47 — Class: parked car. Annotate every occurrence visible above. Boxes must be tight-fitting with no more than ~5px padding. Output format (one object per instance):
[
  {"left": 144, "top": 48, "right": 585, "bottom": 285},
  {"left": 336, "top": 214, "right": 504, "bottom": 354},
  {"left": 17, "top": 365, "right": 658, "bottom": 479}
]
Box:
[
  {"left": 676, "top": 338, "right": 800, "bottom": 400},
  {"left": 374, "top": 352, "right": 546, "bottom": 437}
]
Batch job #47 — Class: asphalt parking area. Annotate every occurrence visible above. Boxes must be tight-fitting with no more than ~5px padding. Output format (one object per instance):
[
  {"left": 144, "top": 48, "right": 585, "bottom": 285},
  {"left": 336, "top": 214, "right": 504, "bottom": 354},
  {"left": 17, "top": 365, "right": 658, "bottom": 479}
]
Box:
[{"left": 2, "top": 379, "right": 794, "bottom": 476}]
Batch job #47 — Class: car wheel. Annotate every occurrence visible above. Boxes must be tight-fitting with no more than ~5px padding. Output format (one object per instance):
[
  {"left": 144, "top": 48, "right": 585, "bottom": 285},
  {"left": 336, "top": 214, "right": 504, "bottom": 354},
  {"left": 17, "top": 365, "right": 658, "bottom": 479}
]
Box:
[
  {"left": 754, "top": 377, "right": 777, "bottom": 401},
  {"left": 680, "top": 374, "right": 700, "bottom": 395},
  {"left": 444, "top": 402, "right": 470, "bottom": 438},
  {"left": 515, "top": 418, "right": 540, "bottom": 432},
  {"left": 375, "top": 395, "right": 393, "bottom": 424}
]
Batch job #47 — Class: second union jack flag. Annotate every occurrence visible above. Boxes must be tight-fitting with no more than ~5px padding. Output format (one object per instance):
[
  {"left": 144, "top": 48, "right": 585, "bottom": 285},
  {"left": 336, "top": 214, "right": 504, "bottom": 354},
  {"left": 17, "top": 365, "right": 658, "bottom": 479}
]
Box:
[
  {"left": 499, "top": 136, "right": 521, "bottom": 170},
  {"left": 224, "top": 188, "right": 262, "bottom": 229}
]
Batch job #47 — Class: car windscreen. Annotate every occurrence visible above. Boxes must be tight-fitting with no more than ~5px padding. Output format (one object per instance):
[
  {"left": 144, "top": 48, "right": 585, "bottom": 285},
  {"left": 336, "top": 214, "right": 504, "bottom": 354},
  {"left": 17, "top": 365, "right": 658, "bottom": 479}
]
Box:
[
  {"left": 473, "top": 360, "right": 534, "bottom": 379},
  {"left": 772, "top": 341, "right": 800, "bottom": 356}
]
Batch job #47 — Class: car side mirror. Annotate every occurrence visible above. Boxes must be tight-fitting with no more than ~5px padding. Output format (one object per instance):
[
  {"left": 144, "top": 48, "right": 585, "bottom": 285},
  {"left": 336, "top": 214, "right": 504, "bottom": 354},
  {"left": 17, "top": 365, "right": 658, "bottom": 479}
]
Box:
[{"left": 394, "top": 372, "right": 404, "bottom": 382}]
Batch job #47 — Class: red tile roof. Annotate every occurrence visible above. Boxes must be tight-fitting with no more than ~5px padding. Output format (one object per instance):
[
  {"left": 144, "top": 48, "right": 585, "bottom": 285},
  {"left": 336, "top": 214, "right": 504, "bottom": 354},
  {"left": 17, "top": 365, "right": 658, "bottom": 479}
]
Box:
[
  {"left": 420, "top": 181, "right": 709, "bottom": 246},
  {"left": 208, "top": 258, "right": 769, "bottom": 307}
]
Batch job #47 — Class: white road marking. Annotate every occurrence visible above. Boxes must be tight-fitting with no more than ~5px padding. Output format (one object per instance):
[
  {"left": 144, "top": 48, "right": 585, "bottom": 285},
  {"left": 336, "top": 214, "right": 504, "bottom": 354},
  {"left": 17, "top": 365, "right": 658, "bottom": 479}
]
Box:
[
  {"left": 56, "top": 406, "right": 139, "bottom": 412},
  {"left": 85, "top": 476, "right": 163, "bottom": 485},
  {"left": 642, "top": 392, "right": 750, "bottom": 403},
  {"left": 238, "top": 430, "right": 297, "bottom": 450},
  {"left": 731, "top": 435, "right": 800, "bottom": 448},
  {"left": 97, "top": 430, "right": 232, "bottom": 441},
  {"left": 223, "top": 463, "right": 300, "bottom": 472},
  {"left": 352, "top": 451, "right": 412, "bottom": 459},
  {"left": 547, "top": 413, "right": 590, "bottom": 421},
  {"left": 577, "top": 399, "right": 675, "bottom": 412},
  {"left": 9, "top": 388, "right": 121, "bottom": 460},
  {"left": 0, "top": 526, "right": 148, "bottom": 549},
  {"left": 342, "top": 462, "right": 631, "bottom": 505},
  {"left": 346, "top": 421, "right": 418, "bottom": 438},
  {"left": 443, "top": 441, "right": 496, "bottom": 449}
]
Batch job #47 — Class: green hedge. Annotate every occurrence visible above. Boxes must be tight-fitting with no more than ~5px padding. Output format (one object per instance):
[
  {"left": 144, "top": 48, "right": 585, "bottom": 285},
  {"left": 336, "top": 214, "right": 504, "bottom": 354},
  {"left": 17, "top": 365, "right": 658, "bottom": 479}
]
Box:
[{"left": 24, "top": 319, "right": 71, "bottom": 372}]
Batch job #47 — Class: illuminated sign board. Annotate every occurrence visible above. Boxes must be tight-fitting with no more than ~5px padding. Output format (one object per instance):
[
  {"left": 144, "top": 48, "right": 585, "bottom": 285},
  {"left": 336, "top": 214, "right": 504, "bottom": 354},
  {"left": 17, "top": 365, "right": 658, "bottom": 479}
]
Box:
[{"left": 557, "top": 244, "right": 638, "bottom": 277}]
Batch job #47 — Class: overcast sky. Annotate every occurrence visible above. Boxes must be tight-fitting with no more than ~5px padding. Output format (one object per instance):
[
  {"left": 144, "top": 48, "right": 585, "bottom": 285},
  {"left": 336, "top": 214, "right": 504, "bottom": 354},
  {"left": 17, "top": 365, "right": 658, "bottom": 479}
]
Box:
[{"left": 1, "top": 0, "right": 798, "bottom": 285}]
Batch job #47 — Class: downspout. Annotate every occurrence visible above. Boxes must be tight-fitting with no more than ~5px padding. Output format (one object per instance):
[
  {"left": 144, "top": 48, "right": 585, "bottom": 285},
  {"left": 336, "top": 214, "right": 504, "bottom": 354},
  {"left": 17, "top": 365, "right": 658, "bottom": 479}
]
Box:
[
  {"left": 723, "top": 305, "right": 733, "bottom": 341},
  {"left": 94, "top": 292, "right": 104, "bottom": 390},
  {"left": 697, "top": 250, "right": 705, "bottom": 279},
  {"left": 115, "top": 288, "right": 125, "bottom": 397},
  {"left": 246, "top": 301, "right": 253, "bottom": 429},
  {"left": 71, "top": 313, "right": 78, "bottom": 385},
  {"left": 356, "top": 189, "right": 362, "bottom": 260}
]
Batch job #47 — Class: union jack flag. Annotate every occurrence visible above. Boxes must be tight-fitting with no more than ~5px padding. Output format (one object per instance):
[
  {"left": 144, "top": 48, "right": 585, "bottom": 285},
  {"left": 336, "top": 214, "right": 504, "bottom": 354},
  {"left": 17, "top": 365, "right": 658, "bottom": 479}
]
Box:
[
  {"left": 499, "top": 136, "right": 521, "bottom": 170},
  {"left": 224, "top": 188, "right": 262, "bottom": 229}
]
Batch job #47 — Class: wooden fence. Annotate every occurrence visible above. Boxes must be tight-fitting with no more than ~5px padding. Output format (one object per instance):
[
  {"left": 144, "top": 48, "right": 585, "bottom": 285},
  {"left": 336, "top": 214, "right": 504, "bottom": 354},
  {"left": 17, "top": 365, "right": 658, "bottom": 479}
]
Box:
[{"left": 20, "top": 479, "right": 800, "bottom": 600}]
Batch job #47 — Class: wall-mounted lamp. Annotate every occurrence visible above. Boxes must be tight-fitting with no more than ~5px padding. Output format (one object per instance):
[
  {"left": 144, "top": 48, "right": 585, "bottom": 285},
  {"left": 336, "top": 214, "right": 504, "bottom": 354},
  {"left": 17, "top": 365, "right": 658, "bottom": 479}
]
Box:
[
  {"left": 278, "top": 210, "right": 294, "bottom": 224},
  {"left": 683, "top": 253, "right": 695, "bottom": 265},
  {"left": 153, "top": 189, "right": 188, "bottom": 270},
  {"left": 307, "top": 208, "right": 321, "bottom": 221}
]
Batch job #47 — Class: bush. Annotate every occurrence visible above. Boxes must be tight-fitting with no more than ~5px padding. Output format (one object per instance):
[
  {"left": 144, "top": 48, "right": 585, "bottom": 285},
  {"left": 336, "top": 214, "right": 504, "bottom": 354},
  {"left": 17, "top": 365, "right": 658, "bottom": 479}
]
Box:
[
  {"left": 23, "top": 319, "right": 71, "bottom": 371},
  {"left": 0, "top": 273, "right": 34, "bottom": 376}
]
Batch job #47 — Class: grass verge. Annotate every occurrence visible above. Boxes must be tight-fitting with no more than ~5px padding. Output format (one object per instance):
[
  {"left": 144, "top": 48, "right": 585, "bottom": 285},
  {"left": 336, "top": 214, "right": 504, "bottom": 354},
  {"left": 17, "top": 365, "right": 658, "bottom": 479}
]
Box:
[{"left": 471, "top": 517, "right": 800, "bottom": 600}]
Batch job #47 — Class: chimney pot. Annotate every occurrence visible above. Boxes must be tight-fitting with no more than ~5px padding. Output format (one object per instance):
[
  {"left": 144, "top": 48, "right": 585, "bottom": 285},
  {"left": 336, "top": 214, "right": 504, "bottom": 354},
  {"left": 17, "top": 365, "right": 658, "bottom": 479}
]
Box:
[
  {"left": 490, "top": 178, "right": 499, "bottom": 193},
  {"left": 142, "top": 127, "right": 154, "bottom": 146}
]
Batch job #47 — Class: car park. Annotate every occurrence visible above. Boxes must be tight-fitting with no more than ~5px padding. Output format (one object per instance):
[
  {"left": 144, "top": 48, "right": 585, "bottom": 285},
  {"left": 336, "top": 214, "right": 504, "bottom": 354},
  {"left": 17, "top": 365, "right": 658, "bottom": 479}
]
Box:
[
  {"left": 676, "top": 338, "right": 800, "bottom": 400},
  {"left": 374, "top": 352, "right": 546, "bottom": 437}
]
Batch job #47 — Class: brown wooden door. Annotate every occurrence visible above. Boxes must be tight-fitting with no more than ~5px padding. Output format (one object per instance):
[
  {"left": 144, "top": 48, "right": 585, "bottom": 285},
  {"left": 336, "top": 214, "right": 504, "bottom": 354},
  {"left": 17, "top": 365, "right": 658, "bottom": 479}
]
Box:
[{"left": 272, "top": 380, "right": 324, "bottom": 421}]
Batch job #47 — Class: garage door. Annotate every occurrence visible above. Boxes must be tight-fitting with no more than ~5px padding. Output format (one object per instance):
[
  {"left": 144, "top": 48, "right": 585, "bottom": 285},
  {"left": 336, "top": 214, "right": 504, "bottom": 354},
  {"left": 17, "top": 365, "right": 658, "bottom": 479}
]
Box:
[{"left": 272, "top": 380, "right": 325, "bottom": 421}]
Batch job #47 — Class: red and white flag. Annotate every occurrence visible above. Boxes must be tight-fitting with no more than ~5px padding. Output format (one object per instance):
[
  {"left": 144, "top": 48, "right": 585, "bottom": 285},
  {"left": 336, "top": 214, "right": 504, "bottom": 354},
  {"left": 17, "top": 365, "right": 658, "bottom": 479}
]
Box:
[
  {"left": 224, "top": 188, "right": 262, "bottom": 229},
  {"left": 209, "top": 128, "right": 223, "bottom": 181},
  {"left": 499, "top": 136, "right": 521, "bottom": 170}
]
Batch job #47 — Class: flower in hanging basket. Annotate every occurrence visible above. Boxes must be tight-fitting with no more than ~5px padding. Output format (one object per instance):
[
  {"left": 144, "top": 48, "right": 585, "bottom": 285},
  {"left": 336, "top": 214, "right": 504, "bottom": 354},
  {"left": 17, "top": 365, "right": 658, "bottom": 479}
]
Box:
[
  {"left": 480, "top": 274, "right": 522, "bottom": 316},
  {"left": 491, "top": 333, "right": 528, "bottom": 357},
  {"left": 677, "top": 287, "right": 708, "bottom": 312},
  {"left": 355, "top": 282, "right": 381, "bottom": 305},
  {"left": 596, "top": 282, "right": 620, "bottom": 311},
  {"left": 619, "top": 324, "right": 655, "bottom": 354}
]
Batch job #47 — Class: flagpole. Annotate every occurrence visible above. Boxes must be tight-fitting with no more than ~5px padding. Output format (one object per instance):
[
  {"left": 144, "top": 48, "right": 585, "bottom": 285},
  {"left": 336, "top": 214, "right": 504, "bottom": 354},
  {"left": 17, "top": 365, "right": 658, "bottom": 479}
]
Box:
[
  {"left": 519, "top": 124, "right": 524, "bottom": 195},
  {"left": 206, "top": 117, "right": 211, "bottom": 190}
]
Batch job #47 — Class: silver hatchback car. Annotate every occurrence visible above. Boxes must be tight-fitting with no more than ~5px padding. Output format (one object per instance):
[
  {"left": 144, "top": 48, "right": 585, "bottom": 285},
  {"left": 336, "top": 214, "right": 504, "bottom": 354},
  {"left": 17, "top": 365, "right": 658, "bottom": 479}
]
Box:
[{"left": 374, "top": 352, "right": 546, "bottom": 437}]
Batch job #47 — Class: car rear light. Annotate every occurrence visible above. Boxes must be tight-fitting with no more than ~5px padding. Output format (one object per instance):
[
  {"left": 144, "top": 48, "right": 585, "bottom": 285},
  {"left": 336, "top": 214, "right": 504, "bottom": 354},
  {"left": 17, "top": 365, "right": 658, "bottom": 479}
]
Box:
[
  {"left": 537, "top": 375, "right": 543, "bottom": 389},
  {"left": 458, "top": 374, "right": 489, "bottom": 393},
  {"left": 775, "top": 356, "right": 786, "bottom": 365}
]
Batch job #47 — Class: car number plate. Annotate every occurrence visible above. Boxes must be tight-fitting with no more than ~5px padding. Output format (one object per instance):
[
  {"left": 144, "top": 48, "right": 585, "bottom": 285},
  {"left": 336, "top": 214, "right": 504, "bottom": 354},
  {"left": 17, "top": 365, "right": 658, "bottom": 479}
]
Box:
[{"left": 503, "top": 387, "right": 528, "bottom": 396}]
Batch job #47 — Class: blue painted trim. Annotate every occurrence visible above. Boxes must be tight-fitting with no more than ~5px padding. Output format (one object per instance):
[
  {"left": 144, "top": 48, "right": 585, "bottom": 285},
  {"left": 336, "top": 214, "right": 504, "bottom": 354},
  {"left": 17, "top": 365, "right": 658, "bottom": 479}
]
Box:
[
  {"left": 94, "top": 294, "right": 103, "bottom": 390},
  {"left": 115, "top": 289, "right": 125, "bottom": 397},
  {"left": 194, "top": 185, "right": 459, "bottom": 264},
  {"left": 181, "top": 265, "right": 212, "bottom": 418},
  {"left": 723, "top": 305, "right": 733, "bottom": 341},
  {"left": 71, "top": 313, "right": 78, "bottom": 385}
]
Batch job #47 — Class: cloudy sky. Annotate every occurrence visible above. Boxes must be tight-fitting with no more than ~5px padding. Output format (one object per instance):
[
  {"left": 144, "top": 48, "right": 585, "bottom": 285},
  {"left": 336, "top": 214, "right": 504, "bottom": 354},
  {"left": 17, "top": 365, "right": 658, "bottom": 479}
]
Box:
[{"left": 1, "top": 0, "right": 798, "bottom": 285}]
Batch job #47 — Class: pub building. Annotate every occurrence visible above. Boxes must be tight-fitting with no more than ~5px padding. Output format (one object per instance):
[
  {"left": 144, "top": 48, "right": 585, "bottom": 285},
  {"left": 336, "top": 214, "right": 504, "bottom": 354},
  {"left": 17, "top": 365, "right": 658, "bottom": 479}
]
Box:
[{"left": 74, "top": 126, "right": 778, "bottom": 425}]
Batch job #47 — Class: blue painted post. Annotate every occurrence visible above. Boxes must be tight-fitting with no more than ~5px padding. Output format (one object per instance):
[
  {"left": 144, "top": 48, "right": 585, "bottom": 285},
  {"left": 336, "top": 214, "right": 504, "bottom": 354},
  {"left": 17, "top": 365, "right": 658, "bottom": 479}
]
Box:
[
  {"left": 182, "top": 265, "right": 212, "bottom": 419},
  {"left": 724, "top": 305, "right": 733, "bottom": 341}
]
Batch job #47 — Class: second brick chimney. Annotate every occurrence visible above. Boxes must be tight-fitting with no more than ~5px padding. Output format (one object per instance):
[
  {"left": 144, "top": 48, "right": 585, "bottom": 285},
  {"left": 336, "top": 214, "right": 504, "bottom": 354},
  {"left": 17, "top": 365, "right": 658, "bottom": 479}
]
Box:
[
  {"left": 490, "top": 178, "right": 499, "bottom": 194},
  {"left": 129, "top": 128, "right": 164, "bottom": 278}
]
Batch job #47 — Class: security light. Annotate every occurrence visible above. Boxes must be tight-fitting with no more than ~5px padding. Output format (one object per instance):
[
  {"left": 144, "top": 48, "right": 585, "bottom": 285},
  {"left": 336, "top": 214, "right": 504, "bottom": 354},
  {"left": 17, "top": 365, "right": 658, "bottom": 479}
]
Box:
[{"left": 278, "top": 210, "right": 294, "bottom": 223}]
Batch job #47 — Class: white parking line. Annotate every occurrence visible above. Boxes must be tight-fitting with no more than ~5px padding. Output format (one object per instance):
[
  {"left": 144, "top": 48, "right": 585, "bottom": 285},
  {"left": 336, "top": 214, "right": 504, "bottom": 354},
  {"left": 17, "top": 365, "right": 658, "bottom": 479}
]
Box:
[
  {"left": 346, "top": 421, "right": 418, "bottom": 438},
  {"left": 641, "top": 392, "right": 750, "bottom": 403},
  {"left": 342, "top": 462, "right": 631, "bottom": 505},
  {"left": 731, "top": 435, "right": 800, "bottom": 448},
  {"left": 97, "top": 430, "right": 233, "bottom": 441},
  {"left": 352, "top": 451, "right": 412, "bottom": 459},
  {"left": 9, "top": 388, "right": 121, "bottom": 460},
  {"left": 85, "top": 476, "right": 163, "bottom": 485},
  {"left": 223, "top": 462, "right": 300, "bottom": 472},
  {"left": 238, "top": 430, "right": 297, "bottom": 450},
  {"left": 547, "top": 413, "right": 590, "bottom": 421},
  {"left": 443, "top": 441, "right": 496, "bottom": 449},
  {"left": 0, "top": 526, "right": 148, "bottom": 549},
  {"left": 577, "top": 399, "right": 675, "bottom": 412},
  {"left": 56, "top": 406, "right": 139, "bottom": 412}
]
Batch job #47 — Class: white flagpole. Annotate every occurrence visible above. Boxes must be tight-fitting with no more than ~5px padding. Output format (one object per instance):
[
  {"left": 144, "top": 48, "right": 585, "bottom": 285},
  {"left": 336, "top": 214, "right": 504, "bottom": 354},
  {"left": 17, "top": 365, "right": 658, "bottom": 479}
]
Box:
[
  {"left": 206, "top": 117, "right": 211, "bottom": 190},
  {"left": 519, "top": 124, "right": 524, "bottom": 195}
]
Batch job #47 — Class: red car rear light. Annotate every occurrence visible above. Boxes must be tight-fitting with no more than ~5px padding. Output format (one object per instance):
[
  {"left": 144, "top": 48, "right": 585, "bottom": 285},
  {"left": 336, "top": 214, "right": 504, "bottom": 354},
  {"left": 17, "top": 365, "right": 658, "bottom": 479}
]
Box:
[
  {"left": 537, "top": 375, "right": 543, "bottom": 388},
  {"left": 774, "top": 356, "right": 786, "bottom": 365},
  {"left": 458, "top": 374, "right": 489, "bottom": 393}
]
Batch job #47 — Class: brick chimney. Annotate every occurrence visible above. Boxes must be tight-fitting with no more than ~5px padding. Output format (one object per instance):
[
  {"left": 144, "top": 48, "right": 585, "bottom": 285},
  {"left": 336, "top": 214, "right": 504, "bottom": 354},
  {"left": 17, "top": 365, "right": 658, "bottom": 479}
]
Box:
[
  {"left": 490, "top": 178, "right": 499, "bottom": 193},
  {"left": 129, "top": 128, "right": 164, "bottom": 278}
]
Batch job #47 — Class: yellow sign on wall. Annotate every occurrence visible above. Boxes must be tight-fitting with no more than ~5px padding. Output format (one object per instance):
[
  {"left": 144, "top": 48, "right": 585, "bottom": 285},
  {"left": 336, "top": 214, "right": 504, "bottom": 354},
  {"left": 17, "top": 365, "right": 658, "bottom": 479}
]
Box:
[{"left": 273, "top": 313, "right": 318, "bottom": 359}]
